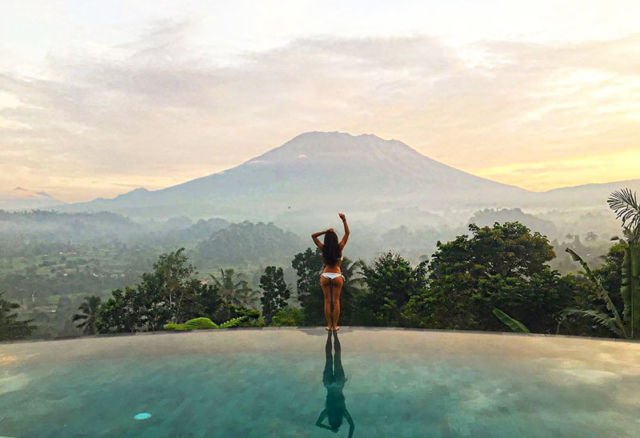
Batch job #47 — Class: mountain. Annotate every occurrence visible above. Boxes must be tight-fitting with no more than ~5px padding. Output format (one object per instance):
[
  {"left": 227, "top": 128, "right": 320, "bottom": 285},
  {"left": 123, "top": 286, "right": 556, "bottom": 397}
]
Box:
[
  {"left": 59, "top": 131, "right": 639, "bottom": 230},
  {"left": 62, "top": 131, "right": 528, "bottom": 221},
  {"left": 0, "top": 187, "right": 65, "bottom": 211}
]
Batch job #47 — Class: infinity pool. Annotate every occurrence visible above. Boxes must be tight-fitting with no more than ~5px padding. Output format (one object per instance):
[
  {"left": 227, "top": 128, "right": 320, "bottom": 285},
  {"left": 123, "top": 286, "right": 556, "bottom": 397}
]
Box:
[{"left": 1, "top": 328, "right": 640, "bottom": 437}]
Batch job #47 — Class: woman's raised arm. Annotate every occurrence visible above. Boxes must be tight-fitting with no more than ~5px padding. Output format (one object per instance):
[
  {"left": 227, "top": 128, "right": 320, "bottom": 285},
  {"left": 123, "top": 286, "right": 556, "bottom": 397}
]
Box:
[{"left": 338, "top": 213, "right": 349, "bottom": 249}]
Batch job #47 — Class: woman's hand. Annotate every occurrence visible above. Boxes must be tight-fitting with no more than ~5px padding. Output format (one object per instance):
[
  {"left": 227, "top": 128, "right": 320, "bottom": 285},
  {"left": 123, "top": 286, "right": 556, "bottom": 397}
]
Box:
[{"left": 338, "top": 213, "right": 346, "bottom": 221}]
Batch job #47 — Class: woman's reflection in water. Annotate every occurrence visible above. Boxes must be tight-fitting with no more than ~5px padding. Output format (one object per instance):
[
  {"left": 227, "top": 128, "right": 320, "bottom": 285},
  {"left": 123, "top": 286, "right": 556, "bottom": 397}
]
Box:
[{"left": 316, "top": 331, "right": 354, "bottom": 437}]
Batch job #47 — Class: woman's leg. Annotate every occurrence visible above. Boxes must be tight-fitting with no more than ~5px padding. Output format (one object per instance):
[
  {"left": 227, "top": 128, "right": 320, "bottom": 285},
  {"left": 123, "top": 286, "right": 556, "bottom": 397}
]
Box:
[
  {"left": 320, "top": 276, "right": 333, "bottom": 330},
  {"left": 332, "top": 277, "right": 344, "bottom": 331}
]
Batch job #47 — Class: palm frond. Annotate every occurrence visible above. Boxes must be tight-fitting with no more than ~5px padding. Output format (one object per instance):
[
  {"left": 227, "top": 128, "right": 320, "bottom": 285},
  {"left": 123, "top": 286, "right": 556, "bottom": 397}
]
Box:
[
  {"left": 561, "top": 308, "right": 624, "bottom": 338},
  {"left": 72, "top": 313, "right": 88, "bottom": 322},
  {"left": 492, "top": 308, "right": 530, "bottom": 333},
  {"left": 218, "top": 316, "right": 245, "bottom": 328},
  {"left": 565, "top": 248, "right": 628, "bottom": 338},
  {"left": 608, "top": 189, "right": 640, "bottom": 239}
]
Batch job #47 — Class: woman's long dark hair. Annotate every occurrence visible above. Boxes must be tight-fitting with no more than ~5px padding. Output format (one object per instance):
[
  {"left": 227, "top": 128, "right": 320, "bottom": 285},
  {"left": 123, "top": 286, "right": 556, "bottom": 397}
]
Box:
[{"left": 322, "top": 230, "right": 342, "bottom": 265}]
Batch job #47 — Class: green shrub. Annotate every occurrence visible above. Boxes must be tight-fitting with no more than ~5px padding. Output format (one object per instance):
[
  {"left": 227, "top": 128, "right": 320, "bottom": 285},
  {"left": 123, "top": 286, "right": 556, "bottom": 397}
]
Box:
[
  {"left": 271, "top": 307, "right": 305, "bottom": 326},
  {"left": 164, "top": 316, "right": 245, "bottom": 331}
]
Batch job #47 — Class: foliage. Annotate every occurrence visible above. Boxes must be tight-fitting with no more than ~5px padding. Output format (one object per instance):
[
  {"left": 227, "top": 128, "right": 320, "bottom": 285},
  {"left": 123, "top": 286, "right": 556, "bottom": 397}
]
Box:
[
  {"left": 72, "top": 295, "right": 102, "bottom": 335},
  {"left": 415, "top": 222, "right": 570, "bottom": 332},
  {"left": 564, "top": 248, "right": 627, "bottom": 337},
  {"left": 561, "top": 189, "right": 640, "bottom": 338},
  {"left": 359, "top": 252, "right": 428, "bottom": 326},
  {"left": 0, "top": 291, "right": 36, "bottom": 341},
  {"left": 492, "top": 308, "right": 530, "bottom": 333},
  {"left": 270, "top": 307, "right": 305, "bottom": 326},
  {"left": 292, "top": 248, "right": 324, "bottom": 325},
  {"left": 95, "top": 287, "right": 139, "bottom": 333},
  {"left": 608, "top": 189, "right": 640, "bottom": 242},
  {"left": 209, "top": 269, "right": 258, "bottom": 308},
  {"left": 164, "top": 316, "right": 245, "bottom": 330},
  {"left": 97, "top": 249, "right": 235, "bottom": 333},
  {"left": 259, "top": 266, "right": 291, "bottom": 324}
]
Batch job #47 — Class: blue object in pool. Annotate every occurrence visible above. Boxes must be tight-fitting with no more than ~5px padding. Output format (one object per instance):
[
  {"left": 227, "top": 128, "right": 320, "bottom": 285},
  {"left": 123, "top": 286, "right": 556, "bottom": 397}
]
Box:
[{"left": 134, "top": 412, "right": 152, "bottom": 421}]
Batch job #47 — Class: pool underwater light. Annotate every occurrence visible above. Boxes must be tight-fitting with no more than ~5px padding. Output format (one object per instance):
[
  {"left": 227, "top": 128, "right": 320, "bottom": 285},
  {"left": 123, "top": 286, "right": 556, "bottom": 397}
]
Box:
[{"left": 134, "top": 412, "right": 152, "bottom": 421}]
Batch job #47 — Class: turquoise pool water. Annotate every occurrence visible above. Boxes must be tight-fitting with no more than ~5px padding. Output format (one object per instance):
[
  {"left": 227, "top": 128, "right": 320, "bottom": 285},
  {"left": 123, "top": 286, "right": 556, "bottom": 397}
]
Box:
[{"left": 1, "top": 328, "right": 640, "bottom": 437}]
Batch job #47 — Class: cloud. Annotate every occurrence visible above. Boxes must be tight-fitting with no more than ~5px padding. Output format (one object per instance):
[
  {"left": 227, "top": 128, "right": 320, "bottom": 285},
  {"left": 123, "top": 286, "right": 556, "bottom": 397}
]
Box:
[{"left": 0, "top": 20, "right": 638, "bottom": 200}]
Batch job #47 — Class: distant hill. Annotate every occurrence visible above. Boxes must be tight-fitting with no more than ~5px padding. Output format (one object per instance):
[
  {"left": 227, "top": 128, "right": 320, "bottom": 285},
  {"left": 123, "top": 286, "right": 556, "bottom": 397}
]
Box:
[
  {"left": 469, "top": 208, "right": 558, "bottom": 238},
  {"left": 0, "top": 210, "right": 142, "bottom": 243},
  {"left": 532, "top": 179, "right": 640, "bottom": 207},
  {"left": 0, "top": 187, "right": 64, "bottom": 210},
  {"left": 195, "top": 221, "right": 304, "bottom": 266}
]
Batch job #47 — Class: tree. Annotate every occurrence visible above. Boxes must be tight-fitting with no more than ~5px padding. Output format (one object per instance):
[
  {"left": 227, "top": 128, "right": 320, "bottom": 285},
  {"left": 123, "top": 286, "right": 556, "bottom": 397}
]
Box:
[
  {"left": 209, "top": 269, "right": 258, "bottom": 308},
  {"left": 561, "top": 189, "right": 640, "bottom": 338},
  {"left": 96, "top": 287, "right": 138, "bottom": 334},
  {"left": 97, "top": 249, "right": 233, "bottom": 334},
  {"left": 609, "top": 189, "right": 640, "bottom": 338},
  {"left": 0, "top": 291, "right": 35, "bottom": 341},
  {"left": 292, "top": 248, "right": 324, "bottom": 325},
  {"left": 419, "top": 222, "right": 569, "bottom": 332},
  {"left": 259, "top": 266, "right": 291, "bottom": 324},
  {"left": 72, "top": 295, "right": 102, "bottom": 335},
  {"left": 359, "top": 252, "right": 428, "bottom": 326}
]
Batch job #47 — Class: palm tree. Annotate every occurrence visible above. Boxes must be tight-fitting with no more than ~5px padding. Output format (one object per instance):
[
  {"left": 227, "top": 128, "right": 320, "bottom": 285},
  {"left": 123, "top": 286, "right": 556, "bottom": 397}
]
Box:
[
  {"left": 209, "top": 269, "right": 258, "bottom": 308},
  {"left": 73, "top": 296, "right": 102, "bottom": 335},
  {"left": 561, "top": 189, "right": 640, "bottom": 338}
]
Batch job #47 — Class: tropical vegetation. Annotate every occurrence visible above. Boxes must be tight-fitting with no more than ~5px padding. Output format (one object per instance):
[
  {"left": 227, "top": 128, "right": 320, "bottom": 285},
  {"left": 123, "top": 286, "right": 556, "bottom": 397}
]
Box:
[
  {"left": 0, "top": 291, "right": 35, "bottom": 341},
  {"left": 1, "top": 188, "right": 639, "bottom": 342}
]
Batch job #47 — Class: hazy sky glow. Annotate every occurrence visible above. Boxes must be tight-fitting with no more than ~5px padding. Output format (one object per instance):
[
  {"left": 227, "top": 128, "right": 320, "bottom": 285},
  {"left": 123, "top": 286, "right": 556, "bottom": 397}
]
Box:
[{"left": 1, "top": 0, "right": 639, "bottom": 201}]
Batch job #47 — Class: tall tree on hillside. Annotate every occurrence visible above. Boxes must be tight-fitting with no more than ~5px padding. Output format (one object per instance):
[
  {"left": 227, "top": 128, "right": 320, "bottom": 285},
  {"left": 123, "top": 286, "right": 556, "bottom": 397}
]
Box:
[
  {"left": 72, "top": 295, "right": 102, "bottom": 335},
  {"left": 259, "top": 266, "right": 291, "bottom": 324},
  {"left": 0, "top": 291, "right": 35, "bottom": 341},
  {"left": 209, "top": 269, "right": 258, "bottom": 308}
]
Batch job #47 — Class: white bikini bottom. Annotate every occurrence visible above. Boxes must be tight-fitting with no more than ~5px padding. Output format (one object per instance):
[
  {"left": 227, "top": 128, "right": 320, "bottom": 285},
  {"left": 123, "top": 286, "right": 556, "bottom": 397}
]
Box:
[{"left": 321, "top": 272, "right": 345, "bottom": 280}]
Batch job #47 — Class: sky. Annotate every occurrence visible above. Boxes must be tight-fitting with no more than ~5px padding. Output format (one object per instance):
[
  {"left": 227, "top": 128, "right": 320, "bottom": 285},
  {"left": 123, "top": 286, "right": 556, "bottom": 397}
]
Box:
[{"left": 1, "top": 0, "right": 639, "bottom": 202}]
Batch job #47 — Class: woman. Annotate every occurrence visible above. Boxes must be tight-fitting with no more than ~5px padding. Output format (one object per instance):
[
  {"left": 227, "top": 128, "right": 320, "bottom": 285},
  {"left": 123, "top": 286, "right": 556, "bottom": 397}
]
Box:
[{"left": 311, "top": 213, "right": 350, "bottom": 332}]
